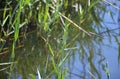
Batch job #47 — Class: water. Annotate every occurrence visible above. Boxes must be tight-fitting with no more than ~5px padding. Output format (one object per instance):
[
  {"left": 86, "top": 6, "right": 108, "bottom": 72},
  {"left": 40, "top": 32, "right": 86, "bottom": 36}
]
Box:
[
  {"left": 0, "top": 0, "right": 120, "bottom": 79},
  {"left": 66, "top": 1, "right": 120, "bottom": 79}
]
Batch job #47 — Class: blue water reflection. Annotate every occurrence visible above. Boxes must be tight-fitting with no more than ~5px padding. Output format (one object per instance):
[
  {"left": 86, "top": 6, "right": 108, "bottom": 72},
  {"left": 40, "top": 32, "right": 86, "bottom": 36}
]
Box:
[{"left": 67, "top": 0, "right": 120, "bottom": 78}]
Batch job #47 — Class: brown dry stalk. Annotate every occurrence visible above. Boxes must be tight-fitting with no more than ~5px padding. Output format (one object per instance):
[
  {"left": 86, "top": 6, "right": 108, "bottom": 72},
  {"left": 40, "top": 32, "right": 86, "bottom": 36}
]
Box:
[
  {"left": 59, "top": 12, "right": 92, "bottom": 36},
  {"left": 0, "top": 44, "right": 24, "bottom": 55}
]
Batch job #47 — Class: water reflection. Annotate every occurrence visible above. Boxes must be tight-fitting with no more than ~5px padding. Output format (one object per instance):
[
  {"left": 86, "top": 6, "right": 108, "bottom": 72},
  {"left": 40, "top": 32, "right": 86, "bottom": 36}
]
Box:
[
  {"left": 0, "top": 27, "right": 120, "bottom": 79},
  {"left": 1, "top": 28, "right": 120, "bottom": 79}
]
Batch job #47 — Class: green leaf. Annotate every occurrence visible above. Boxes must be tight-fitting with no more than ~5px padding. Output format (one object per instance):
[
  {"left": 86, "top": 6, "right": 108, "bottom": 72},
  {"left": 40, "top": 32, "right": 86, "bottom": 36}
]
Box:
[
  {"left": 62, "top": 68, "right": 68, "bottom": 79},
  {"left": 44, "top": 4, "right": 49, "bottom": 22},
  {"left": 2, "top": 15, "right": 9, "bottom": 27},
  {"left": 37, "top": 68, "right": 42, "bottom": 79},
  {"left": 118, "top": 43, "right": 120, "bottom": 63},
  {"left": 44, "top": 23, "right": 49, "bottom": 31},
  {"left": 52, "top": 58, "right": 58, "bottom": 75},
  {"left": 0, "top": 62, "right": 15, "bottom": 65},
  {"left": 48, "top": 44, "right": 54, "bottom": 56},
  {"left": 88, "top": 0, "right": 98, "bottom": 11},
  {"left": 29, "top": 74, "right": 36, "bottom": 79}
]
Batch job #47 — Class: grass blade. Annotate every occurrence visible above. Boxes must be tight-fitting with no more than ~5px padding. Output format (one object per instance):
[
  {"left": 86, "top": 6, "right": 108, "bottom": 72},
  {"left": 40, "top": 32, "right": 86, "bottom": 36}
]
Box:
[
  {"left": 0, "top": 62, "right": 15, "bottom": 65},
  {"left": 37, "top": 68, "right": 42, "bottom": 79}
]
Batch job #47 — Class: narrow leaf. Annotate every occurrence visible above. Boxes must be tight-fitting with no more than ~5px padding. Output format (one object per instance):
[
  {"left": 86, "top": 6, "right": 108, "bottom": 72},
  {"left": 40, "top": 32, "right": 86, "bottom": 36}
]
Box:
[{"left": 37, "top": 68, "right": 42, "bottom": 79}]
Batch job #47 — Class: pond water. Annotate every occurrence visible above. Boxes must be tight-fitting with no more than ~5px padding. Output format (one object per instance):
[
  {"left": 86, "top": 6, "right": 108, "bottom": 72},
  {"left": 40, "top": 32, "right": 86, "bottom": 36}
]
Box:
[
  {"left": 67, "top": 3, "right": 120, "bottom": 79},
  {"left": 0, "top": 0, "right": 120, "bottom": 79}
]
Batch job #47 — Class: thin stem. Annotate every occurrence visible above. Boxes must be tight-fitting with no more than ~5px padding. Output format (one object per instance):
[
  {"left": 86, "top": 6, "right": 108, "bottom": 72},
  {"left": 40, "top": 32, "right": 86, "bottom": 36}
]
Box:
[
  {"left": 103, "top": 0, "right": 120, "bottom": 10},
  {"left": 59, "top": 12, "right": 92, "bottom": 36}
]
